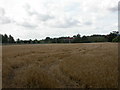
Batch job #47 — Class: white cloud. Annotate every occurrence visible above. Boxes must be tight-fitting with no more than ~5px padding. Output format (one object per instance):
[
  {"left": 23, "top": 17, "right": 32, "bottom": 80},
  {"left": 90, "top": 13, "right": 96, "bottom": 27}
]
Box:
[
  {"left": 0, "top": 0, "right": 118, "bottom": 39},
  {"left": 46, "top": 17, "right": 81, "bottom": 28}
]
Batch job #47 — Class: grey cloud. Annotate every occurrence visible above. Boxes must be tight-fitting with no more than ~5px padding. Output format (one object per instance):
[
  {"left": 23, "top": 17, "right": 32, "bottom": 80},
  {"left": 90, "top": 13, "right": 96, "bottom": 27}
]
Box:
[
  {"left": 24, "top": 4, "right": 37, "bottom": 16},
  {"left": 109, "top": 6, "right": 118, "bottom": 12},
  {"left": 0, "top": 7, "right": 5, "bottom": 16},
  {"left": 24, "top": 4, "right": 54, "bottom": 22},
  {"left": 0, "top": 17, "right": 11, "bottom": 24},
  {"left": 84, "top": 21, "right": 92, "bottom": 25},
  {"left": 16, "top": 21, "right": 38, "bottom": 29},
  {"left": 52, "top": 18, "right": 81, "bottom": 28},
  {"left": 37, "top": 14, "right": 54, "bottom": 21},
  {"left": 0, "top": 7, "right": 11, "bottom": 24}
]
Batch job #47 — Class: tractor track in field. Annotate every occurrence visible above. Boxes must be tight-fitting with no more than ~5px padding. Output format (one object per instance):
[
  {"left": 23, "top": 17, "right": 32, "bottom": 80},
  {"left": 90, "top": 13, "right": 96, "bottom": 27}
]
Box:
[
  {"left": 6, "top": 55, "right": 83, "bottom": 88},
  {"left": 44, "top": 58, "right": 83, "bottom": 88},
  {"left": 6, "top": 47, "right": 89, "bottom": 88},
  {"left": 3, "top": 44, "right": 105, "bottom": 88},
  {"left": 40, "top": 50, "right": 86, "bottom": 88}
]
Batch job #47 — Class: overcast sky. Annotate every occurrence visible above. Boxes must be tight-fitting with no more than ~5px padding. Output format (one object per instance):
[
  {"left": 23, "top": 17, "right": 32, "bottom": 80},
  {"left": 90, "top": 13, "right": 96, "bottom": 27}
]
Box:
[{"left": 0, "top": 0, "right": 118, "bottom": 40}]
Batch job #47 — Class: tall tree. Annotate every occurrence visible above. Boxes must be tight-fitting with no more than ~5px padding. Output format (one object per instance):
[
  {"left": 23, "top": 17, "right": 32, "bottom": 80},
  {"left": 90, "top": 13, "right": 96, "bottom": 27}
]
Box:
[
  {"left": 0, "top": 34, "right": 2, "bottom": 44},
  {"left": 4, "top": 34, "right": 8, "bottom": 43},
  {"left": 8, "top": 35, "right": 15, "bottom": 43}
]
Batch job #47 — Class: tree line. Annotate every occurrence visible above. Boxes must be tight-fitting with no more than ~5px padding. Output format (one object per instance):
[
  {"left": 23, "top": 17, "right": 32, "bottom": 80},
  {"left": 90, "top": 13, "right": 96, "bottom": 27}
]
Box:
[
  {"left": 0, "top": 31, "right": 120, "bottom": 44},
  {"left": 1, "top": 34, "right": 15, "bottom": 44}
]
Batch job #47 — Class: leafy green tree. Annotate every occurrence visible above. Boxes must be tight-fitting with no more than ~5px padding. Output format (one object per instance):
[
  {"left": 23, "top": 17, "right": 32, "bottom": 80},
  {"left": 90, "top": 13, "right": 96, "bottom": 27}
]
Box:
[
  {"left": 107, "top": 31, "right": 118, "bottom": 42},
  {"left": 16, "top": 38, "right": 21, "bottom": 43},
  {"left": 81, "top": 36, "right": 89, "bottom": 43},
  {"left": 88, "top": 35, "right": 107, "bottom": 42},
  {"left": 28, "top": 39, "right": 33, "bottom": 44},
  {"left": 51, "top": 38, "right": 57, "bottom": 43},
  {"left": 112, "top": 36, "right": 120, "bottom": 42},
  {"left": 73, "top": 34, "right": 81, "bottom": 43},
  {"left": 45, "top": 37, "right": 51, "bottom": 43},
  {"left": 33, "top": 39, "right": 38, "bottom": 44}
]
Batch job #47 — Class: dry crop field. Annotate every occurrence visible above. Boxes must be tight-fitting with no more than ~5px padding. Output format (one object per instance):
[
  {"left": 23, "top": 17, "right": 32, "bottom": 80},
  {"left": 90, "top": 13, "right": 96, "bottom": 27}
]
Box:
[{"left": 2, "top": 43, "right": 118, "bottom": 88}]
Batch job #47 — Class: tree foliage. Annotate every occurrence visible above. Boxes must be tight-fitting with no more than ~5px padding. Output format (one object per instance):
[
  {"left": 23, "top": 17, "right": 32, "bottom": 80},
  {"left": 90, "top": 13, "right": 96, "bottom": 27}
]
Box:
[{"left": 1, "top": 31, "right": 119, "bottom": 44}]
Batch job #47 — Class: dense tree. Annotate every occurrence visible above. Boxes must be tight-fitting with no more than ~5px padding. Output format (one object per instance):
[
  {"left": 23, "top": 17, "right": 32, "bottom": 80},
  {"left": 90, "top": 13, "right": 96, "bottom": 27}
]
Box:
[
  {"left": 29, "top": 39, "right": 32, "bottom": 44},
  {"left": 16, "top": 38, "right": 21, "bottom": 44},
  {"left": 73, "top": 34, "right": 81, "bottom": 43},
  {"left": 107, "top": 31, "right": 118, "bottom": 42},
  {"left": 4, "top": 34, "right": 9, "bottom": 43},
  {"left": 1, "top": 31, "right": 119, "bottom": 44},
  {"left": 88, "top": 35, "right": 107, "bottom": 42},
  {"left": 8, "top": 35, "right": 15, "bottom": 43},
  {"left": 112, "top": 36, "right": 120, "bottom": 42},
  {"left": 51, "top": 38, "right": 58, "bottom": 43},
  {"left": 45, "top": 37, "right": 52, "bottom": 43},
  {"left": 81, "top": 36, "right": 89, "bottom": 43},
  {"left": 2, "top": 34, "right": 15, "bottom": 44},
  {"left": 33, "top": 39, "right": 38, "bottom": 44},
  {"left": 2, "top": 35, "right": 4, "bottom": 43},
  {"left": 0, "top": 34, "right": 2, "bottom": 44}
]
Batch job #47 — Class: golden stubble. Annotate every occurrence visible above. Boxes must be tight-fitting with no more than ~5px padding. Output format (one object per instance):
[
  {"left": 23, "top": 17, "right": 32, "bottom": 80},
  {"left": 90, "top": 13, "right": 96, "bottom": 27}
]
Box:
[{"left": 2, "top": 43, "right": 118, "bottom": 88}]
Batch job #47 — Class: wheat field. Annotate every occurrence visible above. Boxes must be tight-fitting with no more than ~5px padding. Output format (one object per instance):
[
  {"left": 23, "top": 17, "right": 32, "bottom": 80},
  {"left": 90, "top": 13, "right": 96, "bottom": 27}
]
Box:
[{"left": 2, "top": 43, "right": 118, "bottom": 88}]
